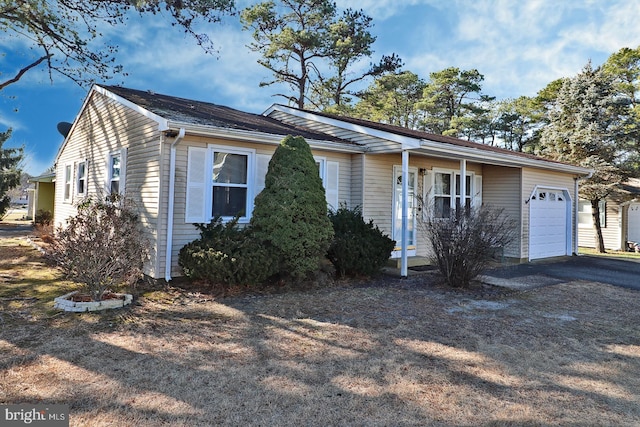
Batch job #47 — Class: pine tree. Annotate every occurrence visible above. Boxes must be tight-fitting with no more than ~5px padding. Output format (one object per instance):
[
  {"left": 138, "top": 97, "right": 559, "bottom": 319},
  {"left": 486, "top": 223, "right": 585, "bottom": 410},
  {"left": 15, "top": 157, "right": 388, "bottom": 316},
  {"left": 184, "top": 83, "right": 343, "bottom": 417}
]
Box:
[
  {"left": 539, "top": 63, "right": 632, "bottom": 252},
  {"left": 0, "top": 129, "right": 23, "bottom": 218}
]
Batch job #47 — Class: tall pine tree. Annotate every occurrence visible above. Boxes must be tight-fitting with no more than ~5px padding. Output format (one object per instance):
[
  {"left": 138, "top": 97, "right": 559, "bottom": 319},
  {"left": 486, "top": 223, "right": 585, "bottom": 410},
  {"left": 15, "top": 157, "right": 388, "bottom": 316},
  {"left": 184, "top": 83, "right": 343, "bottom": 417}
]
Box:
[
  {"left": 0, "top": 129, "right": 23, "bottom": 218},
  {"left": 539, "top": 63, "right": 632, "bottom": 252}
]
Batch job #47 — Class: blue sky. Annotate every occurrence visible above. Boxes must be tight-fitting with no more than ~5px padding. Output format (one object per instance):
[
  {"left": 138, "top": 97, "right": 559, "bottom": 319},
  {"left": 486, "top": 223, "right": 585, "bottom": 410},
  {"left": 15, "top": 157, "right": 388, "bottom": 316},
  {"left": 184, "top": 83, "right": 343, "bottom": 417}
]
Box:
[{"left": 2, "top": 0, "right": 640, "bottom": 175}]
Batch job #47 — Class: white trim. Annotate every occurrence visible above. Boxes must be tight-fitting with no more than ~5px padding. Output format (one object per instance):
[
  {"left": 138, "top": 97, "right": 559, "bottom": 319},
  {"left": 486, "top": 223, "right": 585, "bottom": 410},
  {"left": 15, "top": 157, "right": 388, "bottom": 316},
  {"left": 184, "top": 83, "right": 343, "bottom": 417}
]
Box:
[
  {"left": 208, "top": 143, "right": 256, "bottom": 223},
  {"left": 265, "top": 104, "right": 591, "bottom": 175},
  {"left": 54, "top": 85, "right": 169, "bottom": 167},
  {"left": 75, "top": 160, "right": 87, "bottom": 197},
  {"left": 263, "top": 105, "right": 421, "bottom": 149},
  {"left": 167, "top": 121, "right": 366, "bottom": 154},
  {"left": 428, "top": 167, "right": 477, "bottom": 217},
  {"left": 392, "top": 162, "right": 418, "bottom": 268},
  {"left": 165, "top": 128, "right": 185, "bottom": 282},
  {"left": 63, "top": 163, "right": 72, "bottom": 203},
  {"left": 107, "top": 150, "right": 125, "bottom": 195},
  {"left": 94, "top": 86, "right": 169, "bottom": 131},
  {"left": 528, "top": 186, "right": 573, "bottom": 260}
]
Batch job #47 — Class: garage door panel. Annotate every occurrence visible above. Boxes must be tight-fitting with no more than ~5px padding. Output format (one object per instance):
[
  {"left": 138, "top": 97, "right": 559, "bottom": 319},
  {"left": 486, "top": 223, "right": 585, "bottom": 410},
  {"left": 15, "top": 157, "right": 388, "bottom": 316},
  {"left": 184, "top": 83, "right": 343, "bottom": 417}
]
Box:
[
  {"left": 629, "top": 203, "right": 640, "bottom": 243},
  {"left": 529, "top": 189, "right": 568, "bottom": 259}
]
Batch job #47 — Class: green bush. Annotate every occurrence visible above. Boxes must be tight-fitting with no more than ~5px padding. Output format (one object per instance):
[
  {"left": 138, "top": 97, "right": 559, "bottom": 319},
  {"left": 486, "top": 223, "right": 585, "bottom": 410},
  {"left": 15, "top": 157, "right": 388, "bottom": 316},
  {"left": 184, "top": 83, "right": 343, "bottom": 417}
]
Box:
[
  {"left": 327, "top": 205, "right": 395, "bottom": 277},
  {"left": 251, "top": 135, "right": 334, "bottom": 280},
  {"left": 178, "top": 216, "right": 277, "bottom": 287}
]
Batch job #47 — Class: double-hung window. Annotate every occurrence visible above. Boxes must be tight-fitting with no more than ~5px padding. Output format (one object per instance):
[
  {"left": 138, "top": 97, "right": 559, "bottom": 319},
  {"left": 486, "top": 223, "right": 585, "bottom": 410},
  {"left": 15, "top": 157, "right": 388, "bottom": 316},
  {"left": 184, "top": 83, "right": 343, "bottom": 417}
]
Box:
[
  {"left": 63, "top": 164, "right": 72, "bottom": 202},
  {"left": 76, "top": 161, "right": 87, "bottom": 196},
  {"left": 108, "top": 152, "right": 121, "bottom": 194},
  {"left": 428, "top": 169, "right": 481, "bottom": 218},
  {"left": 212, "top": 149, "right": 250, "bottom": 218},
  {"left": 578, "top": 199, "right": 606, "bottom": 228}
]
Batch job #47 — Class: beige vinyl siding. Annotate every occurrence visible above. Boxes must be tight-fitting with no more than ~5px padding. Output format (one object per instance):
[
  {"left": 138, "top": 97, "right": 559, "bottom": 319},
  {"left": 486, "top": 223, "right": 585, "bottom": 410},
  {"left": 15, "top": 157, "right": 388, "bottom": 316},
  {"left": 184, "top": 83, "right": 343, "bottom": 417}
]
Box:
[
  {"left": 54, "top": 90, "right": 164, "bottom": 277},
  {"left": 361, "top": 153, "right": 483, "bottom": 258},
  {"left": 351, "top": 154, "right": 365, "bottom": 209},
  {"left": 578, "top": 199, "right": 623, "bottom": 250},
  {"left": 482, "top": 165, "right": 523, "bottom": 259},
  {"left": 521, "top": 167, "right": 577, "bottom": 259},
  {"left": 166, "top": 137, "right": 352, "bottom": 277}
]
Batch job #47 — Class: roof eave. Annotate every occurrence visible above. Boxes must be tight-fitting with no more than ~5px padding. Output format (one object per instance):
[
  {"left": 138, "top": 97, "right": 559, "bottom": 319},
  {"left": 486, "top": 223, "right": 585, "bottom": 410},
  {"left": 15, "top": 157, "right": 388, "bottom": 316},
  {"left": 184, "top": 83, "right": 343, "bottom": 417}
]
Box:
[
  {"left": 417, "top": 139, "right": 593, "bottom": 175},
  {"left": 264, "top": 104, "right": 421, "bottom": 149},
  {"left": 166, "top": 121, "right": 366, "bottom": 154}
]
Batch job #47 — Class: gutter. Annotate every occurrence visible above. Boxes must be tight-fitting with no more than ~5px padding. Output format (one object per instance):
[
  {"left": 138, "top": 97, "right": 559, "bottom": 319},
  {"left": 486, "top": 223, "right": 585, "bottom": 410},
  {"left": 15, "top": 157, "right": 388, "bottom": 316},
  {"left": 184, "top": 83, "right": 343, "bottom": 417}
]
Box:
[
  {"left": 166, "top": 121, "right": 367, "bottom": 154},
  {"left": 165, "top": 128, "right": 186, "bottom": 282}
]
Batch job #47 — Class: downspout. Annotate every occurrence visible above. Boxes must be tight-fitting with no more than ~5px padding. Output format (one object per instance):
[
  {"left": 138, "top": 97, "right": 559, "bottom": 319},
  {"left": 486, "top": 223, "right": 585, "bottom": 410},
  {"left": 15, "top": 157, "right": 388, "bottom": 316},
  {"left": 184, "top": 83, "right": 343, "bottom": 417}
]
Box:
[
  {"left": 165, "top": 128, "right": 185, "bottom": 282},
  {"left": 460, "top": 159, "right": 467, "bottom": 209},
  {"left": 401, "top": 149, "right": 409, "bottom": 278}
]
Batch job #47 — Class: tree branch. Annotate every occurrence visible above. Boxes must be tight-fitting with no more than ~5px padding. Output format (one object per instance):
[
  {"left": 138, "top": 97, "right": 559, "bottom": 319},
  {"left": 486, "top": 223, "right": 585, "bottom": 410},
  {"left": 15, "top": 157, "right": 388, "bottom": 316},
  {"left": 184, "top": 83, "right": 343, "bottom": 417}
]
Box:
[{"left": 0, "top": 54, "right": 53, "bottom": 90}]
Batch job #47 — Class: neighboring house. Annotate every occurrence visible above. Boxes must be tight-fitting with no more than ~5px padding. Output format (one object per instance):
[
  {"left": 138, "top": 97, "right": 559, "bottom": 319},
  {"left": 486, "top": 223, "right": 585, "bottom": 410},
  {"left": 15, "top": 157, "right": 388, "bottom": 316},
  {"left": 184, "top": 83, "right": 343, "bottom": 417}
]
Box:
[
  {"left": 28, "top": 172, "right": 56, "bottom": 222},
  {"left": 54, "top": 85, "right": 591, "bottom": 281},
  {"left": 578, "top": 178, "right": 640, "bottom": 250}
]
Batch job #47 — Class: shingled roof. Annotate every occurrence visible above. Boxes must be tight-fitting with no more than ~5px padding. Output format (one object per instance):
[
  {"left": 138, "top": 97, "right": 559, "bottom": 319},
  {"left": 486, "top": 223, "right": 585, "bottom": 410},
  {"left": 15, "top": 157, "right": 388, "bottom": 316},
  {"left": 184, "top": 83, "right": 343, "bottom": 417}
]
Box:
[
  {"left": 271, "top": 104, "right": 574, "bottom": 165},
  {"left": 103, "top": 85, "right": 350, "bottom": 144}
]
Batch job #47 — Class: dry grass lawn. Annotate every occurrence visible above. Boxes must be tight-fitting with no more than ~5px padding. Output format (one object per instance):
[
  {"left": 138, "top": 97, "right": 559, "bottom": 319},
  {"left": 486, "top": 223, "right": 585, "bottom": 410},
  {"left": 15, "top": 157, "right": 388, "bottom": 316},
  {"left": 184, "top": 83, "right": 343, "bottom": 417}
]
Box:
[{"left": 1, "top": 234, "right": 640, "bottom": 426}]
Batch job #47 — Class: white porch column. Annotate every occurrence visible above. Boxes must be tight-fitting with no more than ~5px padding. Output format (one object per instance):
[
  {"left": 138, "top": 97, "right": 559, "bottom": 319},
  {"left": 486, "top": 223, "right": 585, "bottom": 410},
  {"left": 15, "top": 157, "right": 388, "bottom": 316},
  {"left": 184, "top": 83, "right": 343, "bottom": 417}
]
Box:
[
  {"left": 460, "top": 159, "right": 467, "bottom": 210},
  {"left": 401, "top": 149, "right": 409, "bottom": 278}
]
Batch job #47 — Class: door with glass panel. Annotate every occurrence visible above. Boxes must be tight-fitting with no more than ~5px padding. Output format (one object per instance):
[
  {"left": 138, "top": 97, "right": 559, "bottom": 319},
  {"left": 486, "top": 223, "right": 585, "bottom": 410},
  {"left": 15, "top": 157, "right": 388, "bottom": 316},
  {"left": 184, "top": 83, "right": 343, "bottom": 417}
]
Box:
[{"left": 393, "top": 166, "right": 417, "bottom": 252}]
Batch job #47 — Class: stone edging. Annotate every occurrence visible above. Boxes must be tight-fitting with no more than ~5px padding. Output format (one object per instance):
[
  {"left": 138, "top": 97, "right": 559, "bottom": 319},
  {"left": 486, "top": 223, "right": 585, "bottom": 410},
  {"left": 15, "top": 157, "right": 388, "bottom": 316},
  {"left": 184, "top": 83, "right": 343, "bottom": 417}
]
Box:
[{"left": 54, "top": 291, "right": 133, "bottom": 312}]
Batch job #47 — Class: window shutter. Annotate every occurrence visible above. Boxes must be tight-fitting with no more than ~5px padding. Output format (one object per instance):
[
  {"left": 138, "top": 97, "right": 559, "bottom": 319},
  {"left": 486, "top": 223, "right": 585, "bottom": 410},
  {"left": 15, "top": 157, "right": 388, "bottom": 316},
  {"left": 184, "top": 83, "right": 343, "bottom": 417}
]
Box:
[
  {"left": 473, "top": 175, "right": 482, "bottom": 208},
  {"left": 422, "top": 170, "right": 432, "bottom": 218},
  {"left": 325, "top": 161, "right": 339, "bottom": 211},
  {"left": 120, "top": 148, "right": 127, "bottom": 194},
  {"left": 185, "top": 146, "right": 208, "bottom": 223},
  {"left": 254, "top": 154, "right": 271, "bottom": 197}
]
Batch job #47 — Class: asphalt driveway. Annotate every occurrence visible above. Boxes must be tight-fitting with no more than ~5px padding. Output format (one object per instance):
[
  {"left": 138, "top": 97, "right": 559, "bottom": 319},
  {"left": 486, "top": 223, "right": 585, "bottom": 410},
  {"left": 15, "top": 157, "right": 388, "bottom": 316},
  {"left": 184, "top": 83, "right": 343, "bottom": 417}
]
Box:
[{"left": 484, "top": 255, "right": 640, "bottom": 291}]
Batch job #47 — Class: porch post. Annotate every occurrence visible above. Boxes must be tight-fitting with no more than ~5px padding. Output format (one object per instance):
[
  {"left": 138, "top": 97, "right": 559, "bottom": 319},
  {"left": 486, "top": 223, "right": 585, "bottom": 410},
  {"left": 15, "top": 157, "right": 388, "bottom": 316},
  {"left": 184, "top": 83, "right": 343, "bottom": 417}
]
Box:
[
  {"left": 401, "top": 149, "right": 409, "bottom": 278},
  {"left": 460, "top": 159, "right": 467, "bottom": 210}
]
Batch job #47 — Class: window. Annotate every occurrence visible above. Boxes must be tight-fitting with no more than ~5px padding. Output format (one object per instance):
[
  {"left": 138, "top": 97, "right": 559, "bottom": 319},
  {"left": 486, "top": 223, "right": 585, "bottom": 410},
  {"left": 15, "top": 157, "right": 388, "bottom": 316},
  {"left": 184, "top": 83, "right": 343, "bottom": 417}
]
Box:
[
  {"left": 108, "top": 152, "right": 122, "bottom": 194},
  {"left": 578, "top": 199, "right": 606, "bottom": 228},
  {"left": 430, "top": 170, "right": 478, "bottom": 218},
  {"left": 63, "top": 164, "right": 72, "bottom": 202},
  {"left": 212, "top": 150, "right": 249, "bottom": 218},
  {"left": 76, "top": 161, "right": 87, "bottom": 196},
  {"left": 455, "top": 173, "right": 472, "bottom": 211},
  {"left": 433, "top": 172, "right": 452, "bottom": 218}
]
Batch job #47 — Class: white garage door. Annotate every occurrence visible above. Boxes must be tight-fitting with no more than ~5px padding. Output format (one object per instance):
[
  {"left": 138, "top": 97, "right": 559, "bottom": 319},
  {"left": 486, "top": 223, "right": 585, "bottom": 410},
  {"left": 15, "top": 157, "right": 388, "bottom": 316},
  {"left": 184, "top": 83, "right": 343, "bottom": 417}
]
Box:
[
  {"left": 628, "top": 203, "right": 640, "bottom": 243},
  {"left": 529, "top": 188, "right": 568, "bottom": 259}
]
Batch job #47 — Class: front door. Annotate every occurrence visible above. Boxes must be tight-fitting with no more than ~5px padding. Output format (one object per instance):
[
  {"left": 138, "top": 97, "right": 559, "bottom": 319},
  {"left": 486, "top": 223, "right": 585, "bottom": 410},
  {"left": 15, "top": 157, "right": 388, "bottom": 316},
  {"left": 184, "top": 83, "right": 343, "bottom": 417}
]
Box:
[{"left": 393, "top": 166, "right": 417, "bottom": 256}]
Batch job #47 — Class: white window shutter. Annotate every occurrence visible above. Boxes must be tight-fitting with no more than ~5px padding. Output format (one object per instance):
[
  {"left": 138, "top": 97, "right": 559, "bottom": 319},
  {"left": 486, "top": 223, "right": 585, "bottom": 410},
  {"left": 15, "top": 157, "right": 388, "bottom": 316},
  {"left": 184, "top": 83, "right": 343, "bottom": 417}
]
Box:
[
  {"left": 120, "top": 148, "right": 127, "bottom": 194},
  {"left": 185, "top": 146, "right": 208, "bottom": 223},
  {"left": 422, "top": 170, "right": 432, "bottom": 219},
  {"left": 254, "top": 154, "right": 271, "bottom": 197},
  {"left": 473, "top": 175, "right": 482, "bottom": 208},
  {"left": 326, "top": 161, "right": 339, "bottom": 211}
]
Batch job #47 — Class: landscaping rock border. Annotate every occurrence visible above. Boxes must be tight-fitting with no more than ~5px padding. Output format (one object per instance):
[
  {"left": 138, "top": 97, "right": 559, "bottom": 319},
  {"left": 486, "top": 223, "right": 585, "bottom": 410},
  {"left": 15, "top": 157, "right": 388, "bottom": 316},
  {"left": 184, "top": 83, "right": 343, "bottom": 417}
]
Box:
[{"left": 54, "top": 291, "right": 133, "bottom": 312}]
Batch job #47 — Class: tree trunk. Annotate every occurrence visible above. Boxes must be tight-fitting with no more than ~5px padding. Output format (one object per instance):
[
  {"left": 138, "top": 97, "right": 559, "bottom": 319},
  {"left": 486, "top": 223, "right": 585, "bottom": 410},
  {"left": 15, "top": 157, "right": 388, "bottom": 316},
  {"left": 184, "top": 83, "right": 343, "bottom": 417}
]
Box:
[{"left": 591, "top": 199, "right": 606, "bottom": 253}]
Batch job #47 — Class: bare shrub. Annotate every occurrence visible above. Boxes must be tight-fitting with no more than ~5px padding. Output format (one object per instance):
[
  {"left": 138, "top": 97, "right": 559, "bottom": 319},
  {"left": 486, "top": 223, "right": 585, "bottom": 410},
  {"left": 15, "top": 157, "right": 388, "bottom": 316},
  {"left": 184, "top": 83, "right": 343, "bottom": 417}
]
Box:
[
  {"left": 49, "top": 195, "right": 149, "bottom": 300},
  {"left": 420, "top": 205, "right": 515, "bottom": 288}
]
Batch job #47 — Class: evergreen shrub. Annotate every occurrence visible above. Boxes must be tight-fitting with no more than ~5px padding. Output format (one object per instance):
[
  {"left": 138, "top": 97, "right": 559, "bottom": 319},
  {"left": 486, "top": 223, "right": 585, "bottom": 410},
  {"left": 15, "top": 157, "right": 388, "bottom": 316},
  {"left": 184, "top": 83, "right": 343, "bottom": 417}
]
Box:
[
  {"left": 178, "top": 216, "right": 276, "bottom": 287},
  {"left": 327, "top": 205, "right": 395, "bottom": 277},
  {"left": 250, "top": 135, "right": 334, "bottom": 280}
]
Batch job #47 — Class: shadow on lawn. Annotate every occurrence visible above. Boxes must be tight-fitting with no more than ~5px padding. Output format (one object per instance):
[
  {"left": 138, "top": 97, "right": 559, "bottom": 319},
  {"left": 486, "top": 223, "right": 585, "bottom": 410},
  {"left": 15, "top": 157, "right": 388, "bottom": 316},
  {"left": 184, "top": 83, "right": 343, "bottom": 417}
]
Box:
[{"left": 2, "top": 283, "right": 640, "bottom": 426}]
